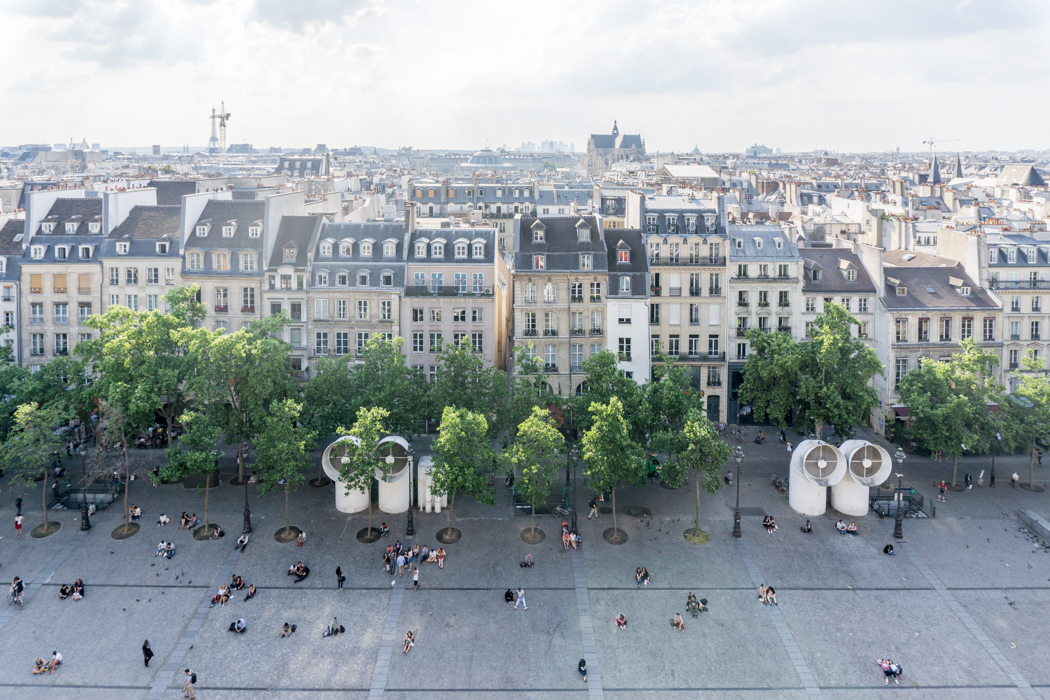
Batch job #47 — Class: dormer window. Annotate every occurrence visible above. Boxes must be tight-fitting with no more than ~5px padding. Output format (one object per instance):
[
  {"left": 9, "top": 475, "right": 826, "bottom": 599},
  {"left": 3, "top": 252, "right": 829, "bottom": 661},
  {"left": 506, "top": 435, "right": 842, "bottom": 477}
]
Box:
[
  {"left": 320, "top": 242, "right": 333, "bottom": 256},
  {"left": 358, "top": 272, "right": 368, "bottom": 286},
  {"left": 533, "top": 255, "right": 546, "bottom": 270},
  {"left": 1007, "top": 248, "right": 1017, "bottom": 263},
  {"left": 431, "top": 243, "right": 444, "bottom": 257},
  {"left": 960, "top": 286, "right": 971, "bottom": 296},
  {"left": 339, "top": 242, "right": 351, "bottom": 256},
  {"left": 618, "top": 249, "right": 630, "bottom": 263},
  {"left": 735, "top": 239, "right": 743, "bottom": 249},
  {"left": 117, "top": 242, "right": 130, "bottom": 255},
  {"left": 65, "top": 223, "right": 77, "bottom": 234},
  {"left": 360, "top": 242, "right": 372, "bottom": 257},
  {"left": 88, "top": 222, "right": 101, "bottom": 234},
  {"left": 222, "top": 226, "right": 234, "bottom": 237},
  {"left": 188, "top": 251, "right": 202, "bottom": 270},
  {"left": 755, "top": 238, "right": 763, "bottom": 249},
  {"left": 336, "top": 272, "right": 348, "bottom": 286},
  {"left": 384, "top": 242, "right": 396, "bottom": 257},
  {"left": 896, "top": 286, "right": 907, "bottom": 296},
  {"left": 533, "top": 229, "right": 545, "bottom": 243},
  {"left": 415, "top": 242, "right": 426, "bottom": 257},
  {"left": 466, "top": 188, "right": 473, "bottom": 197},
  {"left": 55, "top": 246, "right": 68, "bottom": 261},
  {"left": 496, "top": 189, "right": 502, "bottom": 197},
  {"left": 157, "top": 242, "right": 169, "bottom": 254},
  {"left": 812, "top": 269, "right": 822, "bottom": 281},
  {"left": 31, "top": 245, "right": 45, "bottom": 259},
  {"left": 455, "top": 243, "right": 467, "bottom": 258},
  {"left": 213, "top": 252, "right": 229, "bottom": 271},
  {"left": 448, "top": 188, "right": 456, "bottom": 197},
  {"left": 248, "top": 225, "right": 261, "bottom": 238},
  {"left": 316, "top": 272, "right": 328, "bottom": 286},
  {"left": 79, "top": 246, "right": 92, "bottom": 259},
  {"left": 283, "top": 248, "right": 296, "bottom": 263},
  {"left": 988, "top": 247, "right": 997, "bottom": 264},
  {"left": 381, "top": 273, "right": 393, "bottom": 286},
  {"left": 577, "top": 227, "right": 591, "bottom": 242},
  {"left": 473, "top": 242, "right": 484, "bottom": 258},
  {"left": 845, "top": 269, "right": 856, "bottom": 281},
  {"left": 41, "top": 223, "right": 54, "bottom": 234},
  {"left": 196, "top": 225, "right": 208, "bottom": 237},
  {"left": 775, "top": 238, "right": 783, "bottom": 249}
]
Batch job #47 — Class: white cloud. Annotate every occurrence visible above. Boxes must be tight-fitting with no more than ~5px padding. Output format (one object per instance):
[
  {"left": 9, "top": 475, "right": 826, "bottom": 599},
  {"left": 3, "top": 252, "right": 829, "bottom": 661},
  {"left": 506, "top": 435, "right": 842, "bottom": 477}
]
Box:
[{"left": 0, "top": 0, "right": 1047, "bottom": 152}]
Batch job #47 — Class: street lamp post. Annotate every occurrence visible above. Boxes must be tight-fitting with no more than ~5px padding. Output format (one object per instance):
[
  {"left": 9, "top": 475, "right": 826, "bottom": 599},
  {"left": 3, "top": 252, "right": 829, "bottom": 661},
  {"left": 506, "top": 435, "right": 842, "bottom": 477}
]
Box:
[
  {"left": 893, "top": 447, "right": 906, "bottom": 540},
  {"left": 79, "top": 446, "right": 91, "bottom": 531},
  {"left": 732, "top": 446, "right": 744, "bottom": 538},
  {"left": 570, "top": 444, "right": 579, "bottom": 533}
]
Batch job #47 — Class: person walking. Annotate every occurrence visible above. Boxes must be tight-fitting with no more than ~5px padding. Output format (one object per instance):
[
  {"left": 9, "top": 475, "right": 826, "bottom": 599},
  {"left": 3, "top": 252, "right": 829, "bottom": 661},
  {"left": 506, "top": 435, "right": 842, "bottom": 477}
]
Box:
[
  {"left": 15, "top": 495, "right": 22, "bottom": 516},
  {"left": 587, "top": 498, "right": 599, "bottom": 519},
  {"left": 15, "top": 514, "right": 23, "bottom": 537},
  {"left": 514, "top": 587, "right": 527, "bottom": 610},
  {"left": 412, "top": 567, "right": 420, "bottom": 590},
  {"left": 183, "top": 669, "right": 196, "bottom": 699},
  {"left": 578, "top": 658, "right": 588, "bottom": 682},
  {"left": 142, "top": 640, "right": 153, "bottom": 668},
  {"left": 938, "top": 480, "right": 947, "bottom": 502},
  {"left": 336, "top": 566, "right": 345, "bottom": 590},
  {"left": 965, "top": 473, "right": 973, "bottom": 490}
]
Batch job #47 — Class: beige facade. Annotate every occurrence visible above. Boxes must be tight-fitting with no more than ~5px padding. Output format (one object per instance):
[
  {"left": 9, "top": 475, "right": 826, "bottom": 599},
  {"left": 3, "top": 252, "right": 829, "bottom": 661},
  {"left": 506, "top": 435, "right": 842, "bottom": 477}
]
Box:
[{"left": 21, "top": 263, "right": 102, "bottom": 369}]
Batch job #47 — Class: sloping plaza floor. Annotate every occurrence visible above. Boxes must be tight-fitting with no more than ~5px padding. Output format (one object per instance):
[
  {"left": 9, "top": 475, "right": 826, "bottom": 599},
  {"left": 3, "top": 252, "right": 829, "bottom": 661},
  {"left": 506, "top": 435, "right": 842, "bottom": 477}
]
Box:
[{"left": 2, "top": 426, "right": 1050, "bottom": 699}]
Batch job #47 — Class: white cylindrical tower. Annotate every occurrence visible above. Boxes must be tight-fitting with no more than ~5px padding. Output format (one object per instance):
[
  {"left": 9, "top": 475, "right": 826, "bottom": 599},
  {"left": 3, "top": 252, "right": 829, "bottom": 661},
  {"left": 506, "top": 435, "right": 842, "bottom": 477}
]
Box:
[
  {"left": 788, "top": 440, "right": 847, "bottom": 516},
  {"left": 322, "top": 437, "right": 369, "bottom": 514},
  {"left": 375, "top": 436, "right": 412, "bottom": 514},
  {"left": 832, "top": 440, "right": 892, "bottom": 516}
]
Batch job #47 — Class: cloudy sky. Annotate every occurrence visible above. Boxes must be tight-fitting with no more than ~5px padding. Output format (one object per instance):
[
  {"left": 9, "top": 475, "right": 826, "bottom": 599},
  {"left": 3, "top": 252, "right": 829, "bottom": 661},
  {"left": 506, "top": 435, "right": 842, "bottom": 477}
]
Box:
[{"left": 1, "top": 0, "right": 1048, "bottom": 153}]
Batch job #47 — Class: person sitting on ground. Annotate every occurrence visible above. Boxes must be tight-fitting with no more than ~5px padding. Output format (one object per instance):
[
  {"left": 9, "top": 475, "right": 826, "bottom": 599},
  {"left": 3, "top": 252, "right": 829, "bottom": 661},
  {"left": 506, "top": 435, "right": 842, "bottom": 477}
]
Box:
[
  {"left": 217, "top": 585, "right": 230, "bottom": 606},
  {"left": 640, "top": 567, "right": 650, "bottom": 585},
  {"left": 427, "top": 548, "right": 438, "bottom": 564},
  {"left": 437, "top": 548, "right": 446, "bottom": 569},
  {"left": 157, "top": 513, "right": 169, "bottom": 526},
  {"left": 836, "top": 520, "right": 847, "bottom": 536},
  {"left": 130, "top": 505, "right": 142, "bottom": 521},
  {"left": 635, "top": 567, "right": 644, "bottom": 586},
  {"left": 247, "top": 470, "right": 257, "bottom": 484},
  {"left": 165, "top": 542, "right": 175, "bottom": 559},
  {"left": 244, "top": 584, "right": 257, "bottom": 601},
  {"left": 156, "top": 541, "right": 167, "bottom": 557},
  {"left": 380, "top": 522, "right": 389, "bottom": 536},
  {"left": 231, "top": 575, "right": 245, "bottom": 591},
  {"left": 228, "top": 618, "right": 246, "bottom": 634},
  {"left": 280, "top": 622, "right": 296, "bottom": 638},
  {"left": 46, "top": 651, "right": 62, "bottom": 672},
  {"left": 180, "top": 512, "right": 191, "bottom": 529},
  {"left": 687, "top": 592, "right": 701, "bottom": 617},
  {"left": 59, "top": 584, "right": 71, "bottom": 600},
  {"left": 71, "top": 579, "right": 84, "bottom": 600},
  {"left": 758, "top": 585, "right": 768, "bottom": 603},
  {"left": 615, "top": 613, "right": 627, "bottom": 630},
  {"left": 846, "top": 522, "right": 858, "bottom": 536},
  {"left": 505, "top": 588, "right": 515, "bottom": 603},
  {"left": 402, "top": 630, "right": 415, "bottom": 654},
  {"left": 188, "top": 513, "right": 199, "bottom": 529},
  {"left": 562, "top": 528, "right": 571, "bottom": 550},
  {"left": 411, "top": 544, "right": 420, "bottom": 563},
  {"left": 296, "top": 530, "right": 306, "bottom": 547},
  {"left": 290, "top": 562, "right": 309, "bottom": 583},
  {"left": 671, "top": 613, "right": 685, "bottom": 633},
  {"left": 236, "top": 533, "right": 249, "bottom": 552},
  {"left": 578, "top": 659, "right": 588, "bottom": 682},
  {"left": 420, "top": 545, "right": 429, "bottom": 562},
  {"left": 520, "top": 553, "right": 534, "bottom": 568},
  {"left": 322, "top": 617, "right": 342, "bottom": 637},
  {"left": 32, "top": 658, "right": 46, "bottom": 674},
  {"left": 211, "top": 525, "right": 224, "bottom": 540},
  {"left": 569, "top": 532, "right": 578, "bottom": 550},
  {"left": 765, "top": 586, "right": 777, "bottom": 605},
  {"left": 800, "top": 520, "right": 812, "bottom": 534},
  {"left": 883, "top": 544, "right": 895, "bottom": 556}
]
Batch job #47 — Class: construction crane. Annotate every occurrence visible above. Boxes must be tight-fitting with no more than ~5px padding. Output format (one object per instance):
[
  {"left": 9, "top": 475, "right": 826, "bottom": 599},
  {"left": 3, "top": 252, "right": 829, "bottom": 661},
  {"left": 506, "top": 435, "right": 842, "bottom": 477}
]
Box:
[
  {"left": 209, "top": 102, "right": 231, "bottom": 155},
  {"left": 922, "top": 137, "right": 959, "bottom": 160}
]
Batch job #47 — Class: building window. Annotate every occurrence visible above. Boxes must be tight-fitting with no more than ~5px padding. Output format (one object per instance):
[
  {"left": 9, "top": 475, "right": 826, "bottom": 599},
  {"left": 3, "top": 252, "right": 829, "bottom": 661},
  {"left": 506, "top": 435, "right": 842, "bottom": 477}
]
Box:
[
  {"left": 1033, "top": 320, "right": 1042, "bottom": 340},
  {"left": 650, "top": 304, "right": 660, "bottom": 325},
  {"left": 846, "top": 269, "right": 856, "bottom": 281},
  {"left": 983, "top": 318, "right": 995, "bottom": 341},
  {"left": 619, "top": 276, "right": 631, "bottom": 294},
  {"left": 431, "top": 273, "right": 443, "bottom": 292},
  {"left": 533, "top": 255, "right": 546, "bottom": 270},
  {"left": 336, "top": 299, "right": 348, "bottom": 320},
  {"left": 618, "top": 337, "right": 631, "bottom": 360},
  {"left": 543, "top": 282, "right": 556, "bottom": 303},
  {"left": 431, "top": 243, "right": 444, "bottom": 257},
  {"left": 356, "top": 332, "right": 370, "bottom": 353},
  {"left": 241, "top": 253, "right": 255, "bottom": 271},
  {"left": 919, "top": 319, "right": 930, "bottom": 342},
  {"left": 248, "top": 226, "right": 260, "bottom": 238},
  {"left": 222, "top": 226, "right": 234, "bottom": 237},
  {"left": 125, "top": 295, "right": 139, "bottom": 310},
  {"left": 196, "top": 225, "right": 208, "bottom": 237},
  {"left": 213, "top": 252, "right": 229, "bottom": 271},
  {"left": 315, "top": 332, "right": 329, "bottom": 355},
  {"left": 618, "top": 249, "right": 630, "bottom": 263},
  {"left": 544, "top": 344, "right": 556, "bottom": 370},
  {"left": 360, "top": 243, "right": 372, "bottom": 257},
  {"left": 116, "top": 242, "right": 129, "bottom": 255},
  {"left": 1009, "top": 349, "right": 1019, "bottom": 369},
  {"left": 357, "top": 300, "right": 369, "bottom": 320},
  {"left": 429, "top": 333, "right": 442, "bottom": 353},
  {"left": 471, "top": 332, "right": 484, "bottom": 352},
  {"left": 940, "top": 318, "right": 952, "bottom": 342},
  {"left": 895, "top": 319, "right": 907, "bottom": 343},
  {"left": 125, "top": 268, "right": 138, "bottom": 285},
  {"left": 320, "top": 242, "right": 333, "bottom": 256},
  {"left": 961, "top": 318, "right": 973, "bottom": 340},
  {"left": 895, "top": 358, "right": 908, "bottom": 389},
  {"left": 858, "top": 298, "right": 869, "bottom": 313},
  {"left": 412, "top": 332, "right": 424, "bottom": 353},
  {"left": 384, "top": 242, "right": 396, "bottom": 257},
  {"left": 334, "top": 332, "right": 349, "bottom": 356},
  {"left": 380, "top": 300, "right": 392, "bottom": 321},
  {"left": 453, "top": 273, "right": 467, "bottom": 293}
]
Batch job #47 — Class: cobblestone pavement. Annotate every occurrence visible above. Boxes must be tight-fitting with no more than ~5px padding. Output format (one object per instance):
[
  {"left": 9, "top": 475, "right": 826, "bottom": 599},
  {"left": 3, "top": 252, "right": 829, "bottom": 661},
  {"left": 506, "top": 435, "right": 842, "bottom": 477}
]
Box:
[{"left": 2, "top": 428, "right": 1050, "bottom": 699}]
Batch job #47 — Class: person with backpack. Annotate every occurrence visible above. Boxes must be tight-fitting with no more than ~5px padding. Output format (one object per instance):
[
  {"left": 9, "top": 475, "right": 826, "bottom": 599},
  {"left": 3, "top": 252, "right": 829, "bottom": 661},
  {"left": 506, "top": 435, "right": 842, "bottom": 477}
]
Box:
[{"left": 183, "top": 669, "right": 196, "bottom": 698}]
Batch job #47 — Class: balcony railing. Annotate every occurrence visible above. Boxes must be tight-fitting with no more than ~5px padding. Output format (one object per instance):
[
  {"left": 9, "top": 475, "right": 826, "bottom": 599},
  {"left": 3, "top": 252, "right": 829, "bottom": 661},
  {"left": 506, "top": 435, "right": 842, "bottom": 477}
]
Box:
[
  {"left": 30, "top": 317, "right": 44, "bottom": 325},
  {"left": 242, "top": 306, "right": 256, "bottom": 313},
  {"left": 778, "top": 302, "right": 791, "bottom": 308},
  {"left": 406, "top": 286, "right": 494, "bottom": 297},
  {"left": 939, "top": 335, "right": 951, "bottom": 342},
  {"left": 650, "top": 286, "right": 661, "bottom": 296},
  {"left": 736, "top": 328, "right": 749, "bottom": 337},
  {"left": 618, "top": 353, "right": 632, "bottom": 362},
  {"left": 709, "top": 287, "right": 722, "bottom": 296},
  {"left": 707, "top": 379, "right": 723, "bottom": 387},
  {"left": 991, "top": 280, "right": 1050, "bottom": 290},
  {"left": 570, "top": 296, "right": 583, "bottom": 303},
  {"left": 668, "top": 287, "right": 682, "bottom": 296},
  {"left": 215, "top": 305, "right": 228, "bottom": 313},
  {"left": 737, "top": 301, "right": 749, "bottom": 308},
  {"left": 1011, "top": 333, "right": 1021, "bottom": 340},
  {"left": 757, "top": 302, "right": 770, "bottom": 308},
  {"left": 54, "top": 316, "right": 69, "bottom": 325},
  {"left": 689, "top": 287, "right": 702, "bottom": 297},
  {"left": 1010, "top": 362, "right": 1020, "bottom": 369},
  {"left": 544, "top": 329, "right": 558, "bottom": 336},
  {"left": 523, "top": 329, "right": 537, "bottom": 337},
  {"left": 543, "top": 298, "right": 558, "bottom": 304},
  {"left": 544, "top": 363, "right": 558, "bottom": 372},
  {"left": 705, "top": 352, "right": 726, "bottom": 361},
  {"left": 778, "top": 326, "right": 791, "bottom": 333},
  {"left": 1011, "top": 306, "right": 1021, "bottom": 313},
  {"left": 590, "top": 295, "right": 602, "bottom": 302},
  {"left": 572, "top": 328, "right": 586, "bottom": 336},
  {"left": 1034, "top": 334, "right": 1042, "bottom": 341},
  {"left": 590, "top": 328, "right": 603, "bottom": 336}
]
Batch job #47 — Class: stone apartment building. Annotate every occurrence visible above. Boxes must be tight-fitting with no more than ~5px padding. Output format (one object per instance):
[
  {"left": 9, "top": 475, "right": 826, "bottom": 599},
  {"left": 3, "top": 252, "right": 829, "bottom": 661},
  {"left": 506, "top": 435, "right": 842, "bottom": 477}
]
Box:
[
  {"left": 605, "top": 229, "right": 651, "bottom": 386},
  {"left": 726, "top": 224, "right": 804, "bottom": 422},
  {"left": 882, "top": 250, "right": 1001, "bottom": 408},
  {"left": 641, "top": 196, "right": 728, "bottom": 422},
  {"left": 511, "top": 215, "right": 611, "bottom": 396},
  {"left": 403, "top": 221, "right": 509, "bottom": 379},
  {"left": 263, "top": 214, "right": 321, "bottom": 374},
  {"left": 0, "top": 220, "right": 21, "bottom": 362},
  {"left": 19, "top": 197, "right": 105, "bottom": 369},
  {"left": 183, "top": 200, "right": 266, "bottom": 334},
  {"left": 100, "top": 205, "right": 183, "bottom": 315},
  {"left": 985, "top": 233, "right": 1050, "bottom": 384}
]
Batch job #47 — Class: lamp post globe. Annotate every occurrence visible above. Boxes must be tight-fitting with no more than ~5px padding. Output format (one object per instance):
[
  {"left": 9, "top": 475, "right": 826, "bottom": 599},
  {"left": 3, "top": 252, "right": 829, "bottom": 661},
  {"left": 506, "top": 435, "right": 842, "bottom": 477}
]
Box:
[{"left": 732, "top": 446, "right": 744, "bottom": 538}]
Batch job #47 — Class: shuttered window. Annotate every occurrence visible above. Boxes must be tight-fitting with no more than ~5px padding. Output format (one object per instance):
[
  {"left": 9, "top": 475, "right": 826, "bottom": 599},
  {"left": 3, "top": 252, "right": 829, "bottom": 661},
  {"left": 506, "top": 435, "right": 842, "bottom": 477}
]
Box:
[
  {"left": 30, "top": 274, "right": 42, "bottom": 294},
  {"left": 53, "top": 274, "right": 67, "bottom": 293}
]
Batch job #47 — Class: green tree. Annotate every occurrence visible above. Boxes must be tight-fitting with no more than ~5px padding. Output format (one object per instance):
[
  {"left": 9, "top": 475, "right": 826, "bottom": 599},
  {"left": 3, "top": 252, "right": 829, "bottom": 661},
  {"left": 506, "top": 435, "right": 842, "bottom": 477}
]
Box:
[
  {"left": 504, "top": 344, "right": 560, "bottom": 437},
  {"left": 575, "top": 350, "right": 646, "bottom": 440},
  {"left": 82, "top": 285, "right": 205, "bottom": 448},
  {"left": 351, "top": 337, "right": 428, "bottom": 437},
  {"left": 898, "top": 357, "right": 974, "bottom": 488},
  {"left": 659, "top": 409, "right": 731, "bottom": 538},
  {"left": 1, "top": 403, "right": 74, "bottom": 533},
  {"left": 303, "top": 355, "right": 357, "bottom": 483},
  {"left": 254, "top": 399, "right": 311, "bottom": 536},
  {"left": 161, "top": 410, "right": 222, "bottom": 535},
  {"left": 1011, "top": 351, "right": 1050, "bottom": 488},
  {"left": 0, "top": 344, "right": 28, "bottom": 442},
  {"left": 183, "top": 315, "right": 298, "bottom": 484},
  {"left": 646, "top": 354, "right": 704, "bottom": 470},
  {"left": 432, "top": 342, "right": 507, "bottom": 429},
  {"left": 337, "top": 406, "right": 390, "bottom": 539},
  {"left": 582, "top": 397, "right": 645, "bottom": 540},
  {"left": 740, "top": 303, "right": 882, "bottom": 438},
  {"left": 509, "top": 406, "right": 564, "bottom": 537},
  {"left": 430, "top": 406, "right": 495, "bottom": 538}
]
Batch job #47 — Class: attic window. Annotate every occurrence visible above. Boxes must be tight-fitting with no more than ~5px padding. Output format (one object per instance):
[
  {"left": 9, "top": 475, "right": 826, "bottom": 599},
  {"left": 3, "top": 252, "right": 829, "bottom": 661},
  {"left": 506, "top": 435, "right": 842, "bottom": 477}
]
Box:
[
  {"left": 812, "top": 269, "right": 822, "bottom": 281},
  {"left": 960, "top": 286, "right": 971, "bottom": 296},
  {"left": 845, "top": 269, "right": 856, "bottom": 281},
  {"left": 360, "top": 242, "right": 373, "bottom": 256},
  {"left": 41, "top": 223, "right": 54, "bottom": 234},
  {"left": 55, "top": 246, "right": 68, "bottom": 260},
  {"left": 735, "top": 239, "right": 742, "bottom": 249},
  {"left": 896, "top": 286, "right": 907, "bottom": 296},
  {"left": 381, "top": 273, "right": 393, "bottom": 286},
  {"left": 775, "top": 238, "right": 783, "bottom": 249},
  {"left": 65, "top": 223, "right": 77, "bottom": 234},
  {"left": 755, "top": 238, "right": 763, "bottom": 249},
  {"left": 455, "top": 243, "right": 468, "bottom": 258},
  {"left": 248, "top": 226, "right": 261, "bottom": 238},
  {"left": 31, "top": 245, "right": 45, "bottom": 259},
  {"left": 222, "top": 226, "right": 234, "bottom": 237},
  {"left": 117, "top": 242, "right": 130, "bottom": 255},
  {"left": 578, "top": 227, "right": 591, "bottom": 242},
  {"left": 473, "top": 242, "right": 484, "bottom": 258},
  {"left": 196, "top": 225, "right": 208, "bottom": 237},
  {"left": 283, "top": 248, "right": 296, "bottom": 263},
  {"left": 79, "top": 246, "right": 92, "bottom": 259},
  {"left": 340, "top": 242, "right": 352, "bottom": 256},
  {"left": 88, "top": 222, "right": 101, "bottom": 234},
  {"left": 384, "top": 242, "right": 396, "bottom": 257},
  {"left": 533, "top": 229, "right": 545, "bottom": 243},
  {"left": 415, "top": 242, "right": 426, "bottom": 257},
  {"left": 320, "top": 242, "right": 332, "bottom": 256},
  {"left": 157, "top": 242, "right": 169, "bottom": 254},
  {"left": 618, "top": 249, "right": 630, "bottom": 263}
]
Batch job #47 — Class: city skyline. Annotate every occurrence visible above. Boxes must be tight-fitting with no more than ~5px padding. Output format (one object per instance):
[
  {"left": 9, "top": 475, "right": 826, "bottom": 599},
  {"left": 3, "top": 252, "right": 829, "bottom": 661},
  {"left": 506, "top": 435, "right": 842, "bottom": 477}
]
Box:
[{"left": 2, "top": 0, "right": 1049, "bottom": 153}]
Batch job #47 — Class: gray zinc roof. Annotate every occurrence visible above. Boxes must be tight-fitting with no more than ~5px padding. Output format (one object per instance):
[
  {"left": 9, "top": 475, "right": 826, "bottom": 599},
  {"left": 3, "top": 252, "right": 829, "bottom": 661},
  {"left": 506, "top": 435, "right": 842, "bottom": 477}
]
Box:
[
  {"left": 800, "top": 248, "right": 876, "bottom": 294},
  {"left": 882, "top": 267, "right": 997, "bottom": 311},
  {"left": 514, "top": 216, "right": 607, "bottom": 272},
  {"left": 604, "top": 228, "right": 648, "bottom": 297}
]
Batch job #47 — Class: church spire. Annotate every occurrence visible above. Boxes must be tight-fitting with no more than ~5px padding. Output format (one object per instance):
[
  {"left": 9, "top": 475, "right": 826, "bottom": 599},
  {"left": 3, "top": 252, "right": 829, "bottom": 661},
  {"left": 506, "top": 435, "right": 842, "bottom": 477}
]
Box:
[
  {"left": 929, "top": 154, "right": 941, "bottom": 185},
  {"left": 612, "top": 120, "right": 619, "bottom": 136}
]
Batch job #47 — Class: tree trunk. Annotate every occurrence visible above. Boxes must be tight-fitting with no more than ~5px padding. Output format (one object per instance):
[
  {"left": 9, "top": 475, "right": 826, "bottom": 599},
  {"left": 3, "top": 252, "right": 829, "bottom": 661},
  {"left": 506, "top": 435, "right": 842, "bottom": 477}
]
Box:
[
  {"left": 447, "top": 493, "right": 456, "bottom": 535},
  {"left": 165, "top": 408, "right": 175, "bottom": 450},
  {"left": 695, "top": 470, "right": 701, "bottom": 533},
  {"left": 236, "top": 441, "right": 244, "bottom": 483},
  {"left": 951, "top": 454, "right": 958, "bottom": 489},
  {"left": 204, "top": 478, "right": 210, "bottom": 533},
  {"left": 611, "top": 488, "right": 618, "bottom": 535},
  {"left": 367, "top": 494, "right": 373, "bottom": 536},
  {"left": 285, "top": 485, "right": 290, "bottom": 531},
  {"left": 122, "top": 446, "right": 130, "bottom": 533},
  {"left": 814, "top": 421, "right": 823, "bottom": 442},
  {"left": 530, "top": 499, "right": 536, "bottom": 538},
  {"left": 1030, "top": 437, "right": 1037, "bottom": 488},
  {"left": 42, "top": 471, "right": 50, "bottom": 529}
]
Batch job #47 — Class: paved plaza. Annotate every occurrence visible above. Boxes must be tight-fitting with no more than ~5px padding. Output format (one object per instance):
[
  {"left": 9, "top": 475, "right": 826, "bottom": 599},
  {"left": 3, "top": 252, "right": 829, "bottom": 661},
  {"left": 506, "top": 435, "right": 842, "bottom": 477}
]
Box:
[{"left": 3, "top": 430, "right": 1050, "bottom": 699}]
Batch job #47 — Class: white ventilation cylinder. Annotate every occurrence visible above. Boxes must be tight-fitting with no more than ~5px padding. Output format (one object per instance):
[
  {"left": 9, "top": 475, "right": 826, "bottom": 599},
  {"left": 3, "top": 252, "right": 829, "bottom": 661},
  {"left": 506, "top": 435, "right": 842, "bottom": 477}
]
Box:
[
  {"left": 788, "top": 440, "right": 847, "bottom": 516},
  {"left": 322, "top": 436, "right": 369, "bottom": 513},
  {"left": 831, "top": 440, "right": 893, "bottom": 516}
]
